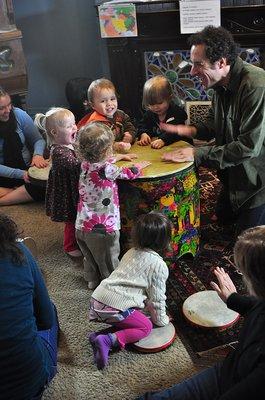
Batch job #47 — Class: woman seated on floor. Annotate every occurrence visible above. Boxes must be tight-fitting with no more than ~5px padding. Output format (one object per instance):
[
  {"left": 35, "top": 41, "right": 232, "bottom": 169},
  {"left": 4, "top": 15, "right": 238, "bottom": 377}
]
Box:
[
  {"left": 0, "top": 213, "right": 59, "bottom": 399},
  {"left": 136, "top": 225, "right": 265, "bottom": 400},
  {"left": 0, "top": 86, "right": 48, "bottom": 206}
]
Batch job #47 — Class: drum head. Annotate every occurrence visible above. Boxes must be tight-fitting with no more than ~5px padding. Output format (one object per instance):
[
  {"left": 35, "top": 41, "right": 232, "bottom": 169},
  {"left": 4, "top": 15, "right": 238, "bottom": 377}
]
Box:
[
  {"left": 28, "top": 164, "right": 51, "bottom": 187},
  {"left": 132, "top": 322, "right": 176, "bottom": 353},
  {"left": 183, "top": 290, "right": 239, "bottom": 329},
  {"left": 116, "top": 141, "right": 193, "bottom": 178}
]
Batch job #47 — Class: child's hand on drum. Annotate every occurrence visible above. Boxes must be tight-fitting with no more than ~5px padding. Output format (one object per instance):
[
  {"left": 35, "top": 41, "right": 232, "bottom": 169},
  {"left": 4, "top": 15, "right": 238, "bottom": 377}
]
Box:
[
  {"left": 151, "top": 139, "right": 165, "bottom": 149},
  {"left": 114, "top": 142, "right": 131, "bottom": 154},
  {"left": 123, "top": 131, "right": 133, "bottom": 143},
  {"left": 137, "top": 133, "right": 152, "bottom": 146},
  {"left": 210, "top": 267, "right": 237, "bottom": 303},
  {"left": 133, "top": 161, "right": 151, "bottom": 172},
  {"left": 115, "top": 153, "right": 138, "bottom": 162}
]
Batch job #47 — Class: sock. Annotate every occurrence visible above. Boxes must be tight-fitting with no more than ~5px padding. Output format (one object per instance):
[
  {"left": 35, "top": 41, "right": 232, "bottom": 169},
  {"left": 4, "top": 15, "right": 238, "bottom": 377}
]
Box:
[
  {"left": 92, "top": 334, "right": 114, "bottom": 369},
  {"left": 88, "top": 333, "right": 98, "bottom": 364}
]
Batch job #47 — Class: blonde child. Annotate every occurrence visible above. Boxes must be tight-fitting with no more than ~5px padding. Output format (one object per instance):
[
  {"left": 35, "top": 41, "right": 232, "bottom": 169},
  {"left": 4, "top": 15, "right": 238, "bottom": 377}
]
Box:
[
  {"left": 137, "top": 75, "right": 190, "bottom": 149},
  {"left": 35, "top": 108, "right": 81, "bottom": 257},
  {"left": 75, "top": 122, "right": 150, "bottom": 289},
  {"left": 88, "top": 211, "right": 171, "bottom": 370},
  {"left": 77, "top": 78, "right": 136, "bottom": 153}
]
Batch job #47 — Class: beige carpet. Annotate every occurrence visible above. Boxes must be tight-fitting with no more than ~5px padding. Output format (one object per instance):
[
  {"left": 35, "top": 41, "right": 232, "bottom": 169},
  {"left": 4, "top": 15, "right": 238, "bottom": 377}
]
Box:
[{"left": 4, "top": 202, "right": 200, "bottom": 400}]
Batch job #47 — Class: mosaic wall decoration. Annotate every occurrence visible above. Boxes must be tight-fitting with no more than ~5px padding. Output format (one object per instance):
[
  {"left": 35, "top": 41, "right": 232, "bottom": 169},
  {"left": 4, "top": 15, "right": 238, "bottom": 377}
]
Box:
[
  {"left": 144, "top": 48, "right": 261, "bottom": 102},
  {"left": 185, "top": 101, "right": 212, "bottom": 125}
]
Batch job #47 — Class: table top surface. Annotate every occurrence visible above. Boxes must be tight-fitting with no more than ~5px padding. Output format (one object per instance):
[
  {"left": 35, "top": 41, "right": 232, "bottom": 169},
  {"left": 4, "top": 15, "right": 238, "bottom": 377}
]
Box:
[{"left": 116, "top": 140, "right": 193, "bottom": 179}]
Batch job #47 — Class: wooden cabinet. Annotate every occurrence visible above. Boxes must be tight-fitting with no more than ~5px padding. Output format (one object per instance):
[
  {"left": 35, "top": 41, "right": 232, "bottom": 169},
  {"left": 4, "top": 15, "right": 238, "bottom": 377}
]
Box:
[{"left": 0, "top": 0, "right": 27, "bottom": 105}]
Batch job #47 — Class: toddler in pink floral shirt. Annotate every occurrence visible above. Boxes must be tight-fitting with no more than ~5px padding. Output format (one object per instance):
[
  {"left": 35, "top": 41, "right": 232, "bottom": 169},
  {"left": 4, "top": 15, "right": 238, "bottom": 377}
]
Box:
[{"left": 75, "top": 122, "right": 150, "bottom": 289}]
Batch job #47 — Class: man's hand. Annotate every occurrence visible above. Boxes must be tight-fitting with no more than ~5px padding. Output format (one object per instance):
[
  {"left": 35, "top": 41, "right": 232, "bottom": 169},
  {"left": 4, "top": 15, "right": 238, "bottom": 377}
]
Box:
[
  {"left": 210, "top": 267, "right": 237, "bottom": 303},
  {"left": 151, "top": 139, "right": 165, "bottom": 149},
  {"left": 162, "top": 147, "right": 195, "bottom": 163},
  {"left": 31, "top": 155, "right": 49, "bottom": 168},
  {"left": 159, "top": 123, "right": 196, "bottom": 138},
  {"left": 137, "top": 133, "right": 151, "bottom": 146}
]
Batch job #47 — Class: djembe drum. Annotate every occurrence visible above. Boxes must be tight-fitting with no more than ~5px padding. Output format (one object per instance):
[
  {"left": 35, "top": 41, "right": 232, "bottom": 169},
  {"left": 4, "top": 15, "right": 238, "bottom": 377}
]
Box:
[
  {"left": 28, "top": 164, "right": 51, "bottom": 187},
  {"left": 117, "top": 141, "right": 200, "bottom": 259},
  {"left": 182, "top": 290, "right": 239, "bottom": 330},
  {"left": 132, "top": 322, "right": 176, "bottom": 353}
]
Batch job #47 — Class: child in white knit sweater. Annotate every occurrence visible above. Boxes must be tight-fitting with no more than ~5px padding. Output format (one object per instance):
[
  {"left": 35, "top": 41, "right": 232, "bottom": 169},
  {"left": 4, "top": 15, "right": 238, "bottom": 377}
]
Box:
[{"left": 88, "top": 211, "right": 171, "bottom": 369}]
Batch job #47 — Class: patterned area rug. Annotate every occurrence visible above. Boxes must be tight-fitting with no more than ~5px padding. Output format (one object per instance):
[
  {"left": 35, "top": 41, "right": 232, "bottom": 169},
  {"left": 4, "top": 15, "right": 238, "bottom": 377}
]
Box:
[{"left": 166, "top": 167, "right": 246, "bottom": 362}]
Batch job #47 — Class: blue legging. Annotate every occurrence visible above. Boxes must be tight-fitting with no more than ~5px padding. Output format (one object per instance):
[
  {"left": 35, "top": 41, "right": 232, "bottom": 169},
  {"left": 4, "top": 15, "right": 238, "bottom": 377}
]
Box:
[{"left": 31, "top": 304, "right": 59, "bottom": 400}]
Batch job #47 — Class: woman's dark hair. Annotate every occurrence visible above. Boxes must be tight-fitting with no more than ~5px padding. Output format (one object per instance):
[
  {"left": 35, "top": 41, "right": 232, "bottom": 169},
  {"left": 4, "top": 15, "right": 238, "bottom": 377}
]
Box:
[
  {"left": 131, "top": 211, "right": 172, "bottom": 253},
  {"left": 0, "top": 213, "right": 24, "bottom": 264},
  {"left": 188, "top": 25, "right": 239, "bottom": 65}
]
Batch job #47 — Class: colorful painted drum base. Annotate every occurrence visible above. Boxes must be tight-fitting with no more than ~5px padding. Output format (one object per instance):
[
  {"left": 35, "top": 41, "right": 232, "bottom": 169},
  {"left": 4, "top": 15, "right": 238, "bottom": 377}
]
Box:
[{"left": 118, "top": 164, "right": 200, "bottom": 259}]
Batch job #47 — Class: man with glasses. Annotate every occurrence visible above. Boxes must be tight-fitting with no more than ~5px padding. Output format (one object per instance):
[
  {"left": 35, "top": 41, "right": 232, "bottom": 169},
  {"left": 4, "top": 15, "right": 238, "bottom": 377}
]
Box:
[{"left": 161, "top": 25, "right": 265, "bottom": 235}]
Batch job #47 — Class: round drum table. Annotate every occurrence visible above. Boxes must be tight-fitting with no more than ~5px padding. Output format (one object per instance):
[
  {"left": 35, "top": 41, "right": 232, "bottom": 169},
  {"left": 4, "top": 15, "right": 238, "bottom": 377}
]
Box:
[{"left": 117, "top": 141, "right": 200, "bottom": 259}]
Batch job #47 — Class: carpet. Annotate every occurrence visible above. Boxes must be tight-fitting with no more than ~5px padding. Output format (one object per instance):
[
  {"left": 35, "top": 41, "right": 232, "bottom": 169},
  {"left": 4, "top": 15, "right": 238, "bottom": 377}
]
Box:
[
  {"left": 3, "top": 202, "right": 200, "bottom": 400},
  {"left": 167, "top": 167, "right": 245, "bottom": 360}
]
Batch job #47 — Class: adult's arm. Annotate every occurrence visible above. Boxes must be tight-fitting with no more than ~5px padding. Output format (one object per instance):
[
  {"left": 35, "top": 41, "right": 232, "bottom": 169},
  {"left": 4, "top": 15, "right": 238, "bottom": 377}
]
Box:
[
  {"left": 24, "top": 245, "right": 54, "bottom": 330},
  {"left": 159, "top": 106, "right": 188, "bottom": 145},
  {"left": 104, "top": 161, "right": 142, "bottom": 180},
  {"left": 0, "top": 163, "right": 25, "bottom": 179},
  {"left": 15, "top": 108, "right": 46, "bottom": 157},
  {"left": 227, "top": 292, "right": 258, "bottom": 316},
  {"left": 195, "top": 86, "right": 265, "bottom": 169}
]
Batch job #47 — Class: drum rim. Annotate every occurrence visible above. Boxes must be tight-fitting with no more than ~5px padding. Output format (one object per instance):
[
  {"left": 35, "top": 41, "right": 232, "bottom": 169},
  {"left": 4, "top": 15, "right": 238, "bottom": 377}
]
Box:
[
  {"left": 182, "top": 290, "right": 240, "bottom": 329},
  {"left": 131, "top": 331, "right": 176, "bottom": 353},
  {"left": 28, "top": 164, "right": 51, "bottom": 180},
  {"left": 118, "top": 163, "right": 195, "bottom": 182}
]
